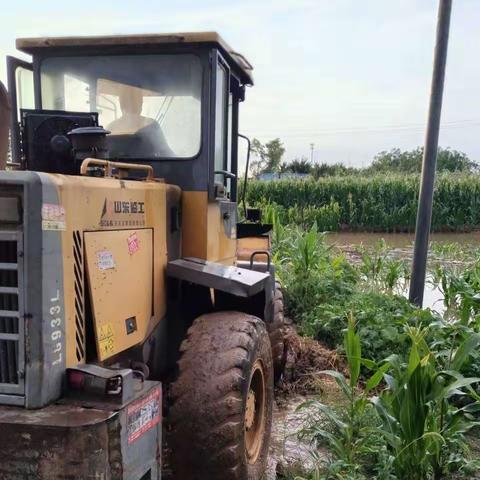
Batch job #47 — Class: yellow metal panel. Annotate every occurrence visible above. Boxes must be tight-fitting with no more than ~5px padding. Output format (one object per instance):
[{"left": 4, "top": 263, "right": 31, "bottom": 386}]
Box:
[
  {"left": 207, "top": 202, "right": 236, "bottom": 265},
  {"left": 84, "top": 229, "right": 153, "bottom": 361},
  {"left": 237, "top": 236, "right": 270, "bottom": 262},
  {"left": 182, "top": 191, "right": 236, "bottom": 265},
  {"left": 49, "top": 174, "right": 168, "bottom": 367},
  {"left": 182, "top": 191, "right": 208, "bottom": 259}
]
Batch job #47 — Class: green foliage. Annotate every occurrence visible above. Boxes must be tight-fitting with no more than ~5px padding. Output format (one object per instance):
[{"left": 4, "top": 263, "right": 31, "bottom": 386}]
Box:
[
  {"left": 275, "top": 225, "right": 357, "bottom": 332},
  {"left": 297, "top": 318, "right": 393, "bottom": 479},
  {"left": 250, "top": 137, "right": 285, "bottom": 174},
  {"left": 275, "top": 228, "right": 480, "bottom": 479},
  {"left": 275, "top": 230, "right": 423, "bottom": 363},
  {"left": 372, "top": 326, "right": 480, "bottom": 479},
  {"left": 367, "top": 147, "right": 478, "bottom": 175},
  {"left": 274, "top": 226, "right": 480, "bottom": 479},
  {"left": 246, "top": 173, "right": 480, "bottom": 232},
  {"left": 282, "top": 157, "right": 313, "bottom": 174},
  {"left": 428, "top": 258, "right": 480, "bottom": 378},
  {"left": 311, "top": 163, "right": 357, "bottom": 179},
  {"left": 294, "top": 321, "right": 480, "bottom": 480},
  {"left": 308, "top": 290, "right": 417, "bottom": 364}
]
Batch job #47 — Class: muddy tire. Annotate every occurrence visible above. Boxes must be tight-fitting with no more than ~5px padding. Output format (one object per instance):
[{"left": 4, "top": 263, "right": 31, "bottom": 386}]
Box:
[
  {"left": 267, "top": 282, "right": 286, "bottom": 383},
  {"left": 169, "top": 312, "right": 273, "bottom": 480}
]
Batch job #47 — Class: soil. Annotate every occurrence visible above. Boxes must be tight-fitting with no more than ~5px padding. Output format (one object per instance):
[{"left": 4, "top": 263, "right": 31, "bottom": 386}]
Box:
[
  {"left": 276, "top": 324, "right": 345, "bottom": 399},
  {"left": 266, "top": 325, "right": 346, "bottom": 478}
]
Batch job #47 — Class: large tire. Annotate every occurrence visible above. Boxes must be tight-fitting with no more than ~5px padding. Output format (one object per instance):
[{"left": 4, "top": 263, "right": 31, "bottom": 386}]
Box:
[
  {"left": 267, "top": 282, "right": 286, "bottom": 383},
  {"left": 169, "top": 312, "right": 273, "bottom": 480}
]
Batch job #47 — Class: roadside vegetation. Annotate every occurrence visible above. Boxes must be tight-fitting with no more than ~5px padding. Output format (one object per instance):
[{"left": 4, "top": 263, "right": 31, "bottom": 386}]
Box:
[{"left": 272, "top": 224, "right": 480, "bottom": 479}]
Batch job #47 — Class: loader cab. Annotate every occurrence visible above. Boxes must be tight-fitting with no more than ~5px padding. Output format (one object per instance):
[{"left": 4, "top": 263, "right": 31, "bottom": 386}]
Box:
[{"left": 8, "top": 32, "right": 254, "bottom": 263}]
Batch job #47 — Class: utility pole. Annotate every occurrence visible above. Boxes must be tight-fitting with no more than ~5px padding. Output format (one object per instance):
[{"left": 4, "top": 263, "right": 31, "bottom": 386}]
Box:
[
  {"left": 310, "top": 143, "right": 314, "bottom": 164},
  {"left": 409, "top": 0, "right": 452, "bottom": 307}
]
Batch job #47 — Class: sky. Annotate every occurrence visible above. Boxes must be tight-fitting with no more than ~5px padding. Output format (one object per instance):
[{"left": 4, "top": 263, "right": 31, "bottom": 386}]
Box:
[{"left": 0, "top": 0, "right": 478, "bottom": 167}]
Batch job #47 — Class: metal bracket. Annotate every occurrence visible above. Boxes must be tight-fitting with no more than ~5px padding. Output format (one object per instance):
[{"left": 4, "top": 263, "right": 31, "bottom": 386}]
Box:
[{"left": 167, "top": 257, "right": 270, "bottom": 297}]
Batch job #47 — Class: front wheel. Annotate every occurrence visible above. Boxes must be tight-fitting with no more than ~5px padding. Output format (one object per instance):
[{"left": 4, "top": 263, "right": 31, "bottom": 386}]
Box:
[
  {"left": 267, "top": 282, "right": 286, "bottom": 383},
  {"left": 168, "top": 312, "right": 273, "bottom": 480}
]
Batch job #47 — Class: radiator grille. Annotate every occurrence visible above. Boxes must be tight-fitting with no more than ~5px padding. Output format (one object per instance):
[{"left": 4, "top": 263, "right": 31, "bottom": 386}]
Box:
[
  {"left": 73, "top": 231, "right": 85, "bottom": 363},
  {"left": 0, "top": 232, "right": 24, "bottom": 394}
]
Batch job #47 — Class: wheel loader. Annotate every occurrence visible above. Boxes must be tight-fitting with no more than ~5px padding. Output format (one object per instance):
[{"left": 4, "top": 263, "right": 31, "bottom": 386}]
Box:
[{"left": 0, "top": 32, "right": 286, "bottom": 479}]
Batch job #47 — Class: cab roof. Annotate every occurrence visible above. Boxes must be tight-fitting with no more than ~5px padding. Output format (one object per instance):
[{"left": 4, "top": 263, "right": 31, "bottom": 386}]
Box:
[{"left": 16, "top": 31, "right": 254, "bottom": 85}]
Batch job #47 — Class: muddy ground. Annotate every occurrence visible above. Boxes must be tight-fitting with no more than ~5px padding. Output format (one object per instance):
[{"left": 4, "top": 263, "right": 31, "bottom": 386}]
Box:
[{"left": 266, "top": 327, "right": 344, "bottom": 478}]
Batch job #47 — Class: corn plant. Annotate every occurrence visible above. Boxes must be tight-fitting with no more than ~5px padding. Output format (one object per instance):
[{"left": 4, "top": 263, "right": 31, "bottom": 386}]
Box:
[
  {"left": 246, "top": 173, "right": 480, "bottom": 232},
  {"left": 372, "top": 326, "right": 480, "bottom": 479},
  {"left": 298, "top": 316, "right": 391, "bottom": 478}
]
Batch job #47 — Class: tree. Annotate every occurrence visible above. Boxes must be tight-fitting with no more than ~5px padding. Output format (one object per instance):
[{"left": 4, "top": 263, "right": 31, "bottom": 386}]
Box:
[
  {"left": 311, "top": 162, "right": 356, "bottom": 178},
  {"left": 250, "top": 138, "right": 285, "bottom": 175},
  {"left": 285, "top": 157, "right": 312, "bottom": 174},
  {"left": 367, "top": 147, "right": 478, "bottom": 174}
]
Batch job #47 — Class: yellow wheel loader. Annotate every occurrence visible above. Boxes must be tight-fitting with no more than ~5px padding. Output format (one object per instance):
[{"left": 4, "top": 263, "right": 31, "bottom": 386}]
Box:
[{"left": 0, "top": 32, "right": 286, "bottom": 479}]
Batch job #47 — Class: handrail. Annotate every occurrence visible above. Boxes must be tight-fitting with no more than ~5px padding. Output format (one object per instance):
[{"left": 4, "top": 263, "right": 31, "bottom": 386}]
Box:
[
  {"left": 80, "top": 158, "right": 154, "bottom": 181},
  {"left": 249, "top": 250, "right": 271, "bottom": 270}
]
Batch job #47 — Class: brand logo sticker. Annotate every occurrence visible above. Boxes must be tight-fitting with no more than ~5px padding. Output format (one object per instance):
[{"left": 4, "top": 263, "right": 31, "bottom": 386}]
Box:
[{"left": 100, "top": 198, "right": 146, "bottom": 228}]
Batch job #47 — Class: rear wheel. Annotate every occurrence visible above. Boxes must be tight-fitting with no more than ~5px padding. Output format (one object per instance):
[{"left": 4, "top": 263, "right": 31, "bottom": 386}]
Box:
[{"left": 169, "top": 312, "right": 273, "bottom": 480}]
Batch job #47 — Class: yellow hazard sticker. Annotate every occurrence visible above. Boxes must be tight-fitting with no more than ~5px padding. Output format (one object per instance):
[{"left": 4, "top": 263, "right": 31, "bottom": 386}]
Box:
[{"left": 98, "top": 323, "right": 115, "bottom": 356}]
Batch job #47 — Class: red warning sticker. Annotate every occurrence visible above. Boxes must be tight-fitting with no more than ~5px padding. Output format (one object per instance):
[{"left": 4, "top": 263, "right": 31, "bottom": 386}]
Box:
[
  {"left": 127, "top": 232, "right": 140, "bottom": 255},
  {"left": 127, "top": 386, "right": 161, "bottom": 443}
]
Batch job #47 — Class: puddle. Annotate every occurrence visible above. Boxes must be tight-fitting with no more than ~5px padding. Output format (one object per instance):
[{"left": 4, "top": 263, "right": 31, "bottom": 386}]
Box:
[
  {"left": 325, "top": 231, "right": 480, "bottom": 249},
  {"left": 329, "top": 235, "right": 452, "bottom": 313},
  {"left": 267, "top": 395, "right": 326, "bottom": 479}
]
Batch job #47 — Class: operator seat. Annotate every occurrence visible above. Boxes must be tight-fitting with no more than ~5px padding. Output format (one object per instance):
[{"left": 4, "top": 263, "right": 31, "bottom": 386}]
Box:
[{"left": 107, "top": 89, "right": 174, "bottom": 158}]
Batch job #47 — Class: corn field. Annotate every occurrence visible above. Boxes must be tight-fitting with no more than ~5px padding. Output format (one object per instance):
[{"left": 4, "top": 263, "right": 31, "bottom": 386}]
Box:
[{"left": 245, "top": 173, "right": 480, "bottom": 232}]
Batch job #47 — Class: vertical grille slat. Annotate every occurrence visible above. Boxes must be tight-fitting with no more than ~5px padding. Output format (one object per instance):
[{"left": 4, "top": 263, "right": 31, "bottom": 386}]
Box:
[
  {"left": 0, "top": 232, "right": 24, "bottom": 394},
  {"left": 73, "top": 231, "right": 85, "bottom": 363},
  {"left": 0, "top": 341, "right": 8, "bottom": 383}
]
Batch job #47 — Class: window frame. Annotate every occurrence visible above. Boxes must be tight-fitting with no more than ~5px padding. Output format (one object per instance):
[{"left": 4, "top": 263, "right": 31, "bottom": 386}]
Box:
[
  {"left": 7, "top": 56, "right": 33, "bottom": 165},
  {"left": 209, "top": 49, "right": 231, "bottom": 199}
]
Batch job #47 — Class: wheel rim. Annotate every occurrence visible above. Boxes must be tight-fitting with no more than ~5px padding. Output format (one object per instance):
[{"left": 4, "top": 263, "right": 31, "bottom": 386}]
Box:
[{"left": 244, "top": 359, "right": 266, "bottom": 464}]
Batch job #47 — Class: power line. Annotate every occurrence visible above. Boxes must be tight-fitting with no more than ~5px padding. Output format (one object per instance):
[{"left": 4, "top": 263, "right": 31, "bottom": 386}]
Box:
[{"left": 243, "top": 119, "right": 480, "bottom": 139}]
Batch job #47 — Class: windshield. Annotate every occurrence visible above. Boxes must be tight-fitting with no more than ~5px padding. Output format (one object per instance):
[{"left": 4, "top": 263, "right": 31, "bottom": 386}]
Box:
[{"left": 40, "top": 54, "right": 202, "bottom": 159}]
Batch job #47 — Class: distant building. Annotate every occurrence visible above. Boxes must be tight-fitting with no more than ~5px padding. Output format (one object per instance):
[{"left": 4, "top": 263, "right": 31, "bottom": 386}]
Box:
[{"left": 255, "top": 172, "right": 311, "bottom": 181}]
